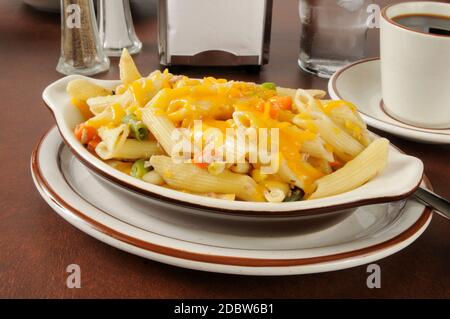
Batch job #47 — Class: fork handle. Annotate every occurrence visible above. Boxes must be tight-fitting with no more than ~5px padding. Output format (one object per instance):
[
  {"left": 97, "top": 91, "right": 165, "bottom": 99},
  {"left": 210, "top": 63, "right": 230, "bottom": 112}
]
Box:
[{"left": 414, "top": 187, "right": 450, "bottom": 220}]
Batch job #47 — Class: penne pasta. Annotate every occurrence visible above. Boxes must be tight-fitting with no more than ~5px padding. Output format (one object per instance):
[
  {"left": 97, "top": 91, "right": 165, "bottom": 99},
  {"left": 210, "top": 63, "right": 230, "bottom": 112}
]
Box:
[
  {"left": 112, "top": 139, "right": 164, "bottom": 160},
  {"left": 230, "top": 162, "right": 251, "bottom": 174},
  {"left": 129, "top": 70, "right": 175, "bottom": 107},
  {"left": 85, "top": 106, "right": 114, "bottom": 128},
  {"left": 308, "top": 157, "right": 333, "bottom": 175},
  {"left": 276, "top": 87, "right": 297, "bottom": 99},
  {"left": 87, "top": 90, "right": 133, "bottom": 115},
  {"left": 302, "top": 138, "right": 334, "bottom": 162},
  {"left": 95, "top": 124, "right": 130, "bottom": 160},
  {"left": 293, "top": 116, "right": 364, "bottom": 162},
  {"left": 119, "top": 48, "right": 142, "bottom": 84},
  {"left": 306, "top": 89, "right": 327, "bottom": 99},
  {"left": 277, "top": 87, "right": 326, "bottom": 101},
  {"left": 142, "top": 170, "right": 164, "bottom": 185},
  {"left": 66, "top": 79, "right": 112, "bottom": 101},
  {"left": 309, "top": 138, "right": 389, "bottom": 199},
  {"left": 84, "top": 103, "right": 128, "bottom": 129},
  {"left": 150, "top": 155, "right": 265, "bottom": 202},
  {"left": 292, "top": 89, "right": 324, "bottom": 114},
  {"left": 141, "top": 106, "right": 177, "bottom": 156},
  {"left": 277, "top": 157, "right": 324, "bottom": 195},
  {"left": 322, "top": 101, "right": 372, "bottom": 147},
  {"left": 262, "top": 180, "right": 290, "bottom": 203},
  {"left": 277, "top": 159, "right": 307, "bottom": 191}
]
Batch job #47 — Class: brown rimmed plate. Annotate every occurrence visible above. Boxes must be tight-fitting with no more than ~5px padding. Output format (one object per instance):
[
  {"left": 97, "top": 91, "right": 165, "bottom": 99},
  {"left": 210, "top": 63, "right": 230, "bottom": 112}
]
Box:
[{"left": 31, "top": 127, "right": 433, "bottom": 275}]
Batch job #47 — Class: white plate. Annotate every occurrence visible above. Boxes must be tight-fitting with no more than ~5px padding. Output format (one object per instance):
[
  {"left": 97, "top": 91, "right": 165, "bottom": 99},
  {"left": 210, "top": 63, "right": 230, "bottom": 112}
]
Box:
[
  {"left": 328, "top": 58, "right": 450, "bottom": 144},
  {"left": 31, "top": 127, "right": 433, "bottom": 275},
  {"left": 42, "top": 74, "right": 424, "bottom": 217}
]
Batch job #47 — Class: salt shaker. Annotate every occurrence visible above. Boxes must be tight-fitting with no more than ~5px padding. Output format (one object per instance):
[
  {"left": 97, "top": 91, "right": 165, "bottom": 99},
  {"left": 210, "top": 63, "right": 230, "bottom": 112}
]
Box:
[
  {"left": 97, "top": 0, "right": 142, "bottom": 56},
  {"left": 56, "top": 0, "right": 110, "bottom": 75}
]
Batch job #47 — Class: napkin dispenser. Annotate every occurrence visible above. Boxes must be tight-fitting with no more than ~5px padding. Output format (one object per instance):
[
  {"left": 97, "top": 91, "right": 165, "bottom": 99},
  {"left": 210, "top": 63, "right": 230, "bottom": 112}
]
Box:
[{"left": 158, "top": 0, "right": 273, "bottom": 66}]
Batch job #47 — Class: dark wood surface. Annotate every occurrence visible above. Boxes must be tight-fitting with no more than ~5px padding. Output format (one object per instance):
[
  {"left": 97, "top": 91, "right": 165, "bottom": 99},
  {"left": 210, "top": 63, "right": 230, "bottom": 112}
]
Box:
[{"left": 0, "top": 0, "right": 448, "bottom": 298}]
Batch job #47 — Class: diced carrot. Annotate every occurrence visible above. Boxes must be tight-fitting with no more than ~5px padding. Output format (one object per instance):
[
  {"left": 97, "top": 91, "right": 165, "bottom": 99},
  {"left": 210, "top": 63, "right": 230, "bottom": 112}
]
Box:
[
  {"left": 192, "top": 153, "right": 209, "bottom": 169},
  {"left": 330, "top": 161, "right": 343, "bottom": 169},
  {"left": 74, "top": 124, "right": 84, "bottom": 141},
  {"left": 193, "top": 161, "right": 208, "bottom": 169},
  {"left": 269, "top": 104, "right": 279, "bottom": 119},
  {"left": 255, "top": 101, "right": 265, "bottom": 112},
  {"left": 74, "top": 124, "right": 98, "bottom": 145},
  {"left": 82, "top": 126, "right": 97, "bottom": 143},
  {"left": 87, "top": 137, "right": 101, "bottom": 153},
  {"left": 270, "top": 96, "right": 292, "bottom": 111}
]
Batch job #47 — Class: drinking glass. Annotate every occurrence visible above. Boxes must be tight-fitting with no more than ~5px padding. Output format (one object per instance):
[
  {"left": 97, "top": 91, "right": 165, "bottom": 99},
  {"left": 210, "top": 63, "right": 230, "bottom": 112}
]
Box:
[{"left": 298, "top": 0, "right": 373, "bottom": 78}]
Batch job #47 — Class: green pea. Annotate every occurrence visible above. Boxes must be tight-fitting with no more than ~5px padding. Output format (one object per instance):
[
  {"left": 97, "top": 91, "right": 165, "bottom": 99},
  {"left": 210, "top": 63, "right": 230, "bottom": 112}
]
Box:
[
  {"left": 261, "top": 82, "right": 277, "bottom": 90},
  {"left": 130, "top": 123, "right": 148, "bottom": 141},
  {"left": 131, "top": 159, "right": 149, "bottom": 179},
  {"left": 283, "top": 188, "right": 304, "bottom": 202}
]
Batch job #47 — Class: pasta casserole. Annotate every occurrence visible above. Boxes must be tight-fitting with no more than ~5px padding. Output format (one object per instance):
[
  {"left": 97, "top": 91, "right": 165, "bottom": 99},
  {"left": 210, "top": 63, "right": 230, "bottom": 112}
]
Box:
[{"left": 66, "top": 49, "right": 389, "bottom": 203}]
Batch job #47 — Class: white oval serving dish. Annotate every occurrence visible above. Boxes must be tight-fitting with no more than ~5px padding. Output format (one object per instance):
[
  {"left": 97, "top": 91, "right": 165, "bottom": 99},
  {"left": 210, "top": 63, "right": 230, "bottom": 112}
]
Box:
[{"left": 42, "top": 75, "right": 424, "bottom": 217}]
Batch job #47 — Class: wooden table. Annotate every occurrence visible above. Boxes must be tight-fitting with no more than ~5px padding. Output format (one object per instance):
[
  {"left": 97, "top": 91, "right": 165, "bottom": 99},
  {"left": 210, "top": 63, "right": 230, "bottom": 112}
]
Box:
[{"left": 0, "top": 0, "right": 448, "bottom": 298}]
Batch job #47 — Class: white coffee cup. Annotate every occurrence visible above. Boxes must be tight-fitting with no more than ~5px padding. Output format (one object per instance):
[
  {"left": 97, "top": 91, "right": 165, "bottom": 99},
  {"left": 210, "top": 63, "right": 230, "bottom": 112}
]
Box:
[{"left": 380, "top": 1, "right": 450, "bottom": 129}]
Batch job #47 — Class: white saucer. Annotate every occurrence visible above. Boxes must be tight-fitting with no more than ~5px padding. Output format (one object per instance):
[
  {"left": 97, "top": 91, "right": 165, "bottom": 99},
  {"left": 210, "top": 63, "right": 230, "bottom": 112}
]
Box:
[
  {"left": 31, "top": 127, "right": 432, "bottom": 276},
  {"left": 328, "top": 58, "right": 450, "bottom": 144}
]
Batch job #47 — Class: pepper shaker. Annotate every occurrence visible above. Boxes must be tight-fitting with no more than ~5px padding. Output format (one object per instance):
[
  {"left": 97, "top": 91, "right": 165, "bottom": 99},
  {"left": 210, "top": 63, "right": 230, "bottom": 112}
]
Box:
[
  {"left": 97, "top": 0, "right": 142, "bottom": 56},
  {"left": 56, "top": 0, "right": 110, "bottom": 75}
]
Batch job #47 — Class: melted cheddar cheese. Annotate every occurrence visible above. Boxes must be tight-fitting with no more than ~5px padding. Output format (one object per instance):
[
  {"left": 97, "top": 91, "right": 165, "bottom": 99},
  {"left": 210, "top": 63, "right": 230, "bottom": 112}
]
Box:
[{"left": 143, "top": 78, "right": 326, "bottom": 192}]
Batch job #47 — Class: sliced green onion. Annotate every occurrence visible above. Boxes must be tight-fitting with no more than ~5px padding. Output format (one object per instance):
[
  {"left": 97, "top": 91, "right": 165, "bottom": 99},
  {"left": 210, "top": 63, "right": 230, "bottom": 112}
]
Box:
[
  {"left": 131, "top": 159, "right": 149, "bottom": 179},
  {"left": 283, "top": 188, "right": 304, "bottom": 202},
  {"left": 122, "top": 114, "right": 148, "bottom": 141},
  {"left": 261, "top": 82, "right": 277, "bottom": 90},
  {"left": 130, "top": 123, "right": 148, "bottom": 141}
]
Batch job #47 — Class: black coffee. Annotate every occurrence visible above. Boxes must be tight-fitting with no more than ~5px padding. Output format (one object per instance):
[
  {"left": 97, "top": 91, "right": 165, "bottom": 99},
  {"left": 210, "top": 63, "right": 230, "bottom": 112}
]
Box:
[{"left": 392, "top": 14, "right": 450, "bottom": 36}]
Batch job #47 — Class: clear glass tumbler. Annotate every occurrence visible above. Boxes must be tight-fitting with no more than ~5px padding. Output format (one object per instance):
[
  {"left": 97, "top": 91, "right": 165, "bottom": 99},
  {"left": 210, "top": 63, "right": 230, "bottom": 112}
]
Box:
[{"left": 298, "top": 0, "right": 372, "bottom": 78}]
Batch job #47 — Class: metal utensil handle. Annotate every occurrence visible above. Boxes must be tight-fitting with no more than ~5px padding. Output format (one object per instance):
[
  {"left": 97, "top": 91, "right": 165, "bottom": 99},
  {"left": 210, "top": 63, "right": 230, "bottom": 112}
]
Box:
[{"left": 414, "top": 187, "right": 450, "bottom": 219}]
